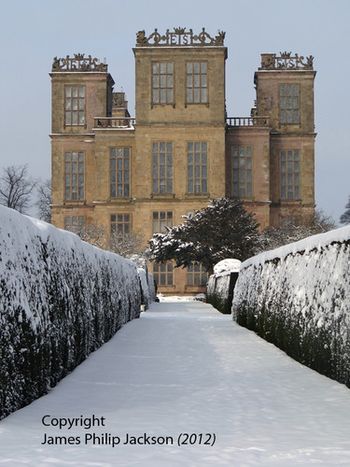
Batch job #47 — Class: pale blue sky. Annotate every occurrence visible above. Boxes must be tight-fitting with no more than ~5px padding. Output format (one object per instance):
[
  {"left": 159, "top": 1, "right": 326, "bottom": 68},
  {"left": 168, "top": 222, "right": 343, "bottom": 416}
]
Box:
[{"left": 1, "top": 0, "right": 349, "bottom": 222}]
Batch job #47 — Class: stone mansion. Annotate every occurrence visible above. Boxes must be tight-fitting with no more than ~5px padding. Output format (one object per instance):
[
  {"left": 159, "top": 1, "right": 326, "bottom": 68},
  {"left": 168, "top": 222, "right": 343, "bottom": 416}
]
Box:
[{"left": 50, "top": 27, "right": 316, "bottom": 294}]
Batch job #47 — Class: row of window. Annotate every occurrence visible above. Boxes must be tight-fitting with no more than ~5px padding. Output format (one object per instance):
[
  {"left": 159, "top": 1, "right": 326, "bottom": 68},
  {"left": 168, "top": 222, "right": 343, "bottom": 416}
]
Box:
[
  {"left": 153, "top": 261, "right": 208, "bottom": 287},
  {"left": 64, "top": 146, "right": 301, "bottom": 202},
  {"left": 64, "top": 142, "right": 208, "bottom": 200},
  {"left": 232, "top": 146, "right": 300, "bottom": 200},
  {"left": 63, "top": 82, "right": 300, "bottom": 126},
  {"left": 64, "top": 212, "right": 172, "bottom": 237},
  {"left": 152, "top": 61, "right": 208, "bottom": 105}
]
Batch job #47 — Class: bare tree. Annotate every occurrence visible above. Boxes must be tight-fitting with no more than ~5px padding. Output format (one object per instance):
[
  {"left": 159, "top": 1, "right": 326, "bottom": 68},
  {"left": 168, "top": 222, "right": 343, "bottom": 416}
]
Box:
[
  {"left": 261, "top": 209, "right": 336, "bottom": 251},
  {"left": 340, "top": 196, "right": 350, "bottom": 225},
  {"left": 78, "top": 224, "right": 106, "bottom": 249},
  {"left": 0, "top": 165, "right": 36, "bottom": 213},
  {"left": 36, "top": 179, "right": 51, "bottom": 223},
  {"left": 110, "top": 231, "right": 145, "bottom": 257}
]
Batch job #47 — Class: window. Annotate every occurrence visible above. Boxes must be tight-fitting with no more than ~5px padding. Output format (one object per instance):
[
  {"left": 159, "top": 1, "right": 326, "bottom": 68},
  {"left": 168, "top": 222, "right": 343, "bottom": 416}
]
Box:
[
  {"left": 64, "top": 216, "right": 85, "bottom": 235},
  {"left": 186, "top": 62, "right": 208, "bottom": 104},
  {"left": 110, "top": 148, "right": 130, "bottom": 198},
  {"left": 152, "top": 62, "right": 174, "bottom": 104},
  {"left": 152, "top": 211, "right": 173, "bottom": 233},
  {"left": 187, "top": 262, "right": 208, "bottom": 286},
  {"left": 280, "top": 150, "right": 300, "bottom": 200},
  {"left": 64, "top": 152, "right": 84, "bottom": 200},
  {"left": 153, "top": 262, "right": 173, "bottom": 286},
  {"left": 187, "top": 142, "right": 207, "bottom": 193},
  {"left": 65, "top": 85, "right": 85, "bottom": 125},
  {"left": 231, "top": 145, "right": 253, "bottom": 198},
  {"left": 152, "top": 142, "right": 173, "bottom": 193},
  {"left": 111, "top": 213, "right": 131, "bottom": 239},
  {"left": 279, "top": 84, "right": 300, "bottom": 124}
]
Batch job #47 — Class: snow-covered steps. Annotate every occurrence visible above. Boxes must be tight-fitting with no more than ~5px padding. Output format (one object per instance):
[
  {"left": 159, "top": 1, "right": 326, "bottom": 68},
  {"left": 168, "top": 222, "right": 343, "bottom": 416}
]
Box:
[{"left": 1, "top": 300, "right": 350, "bottom": 466}]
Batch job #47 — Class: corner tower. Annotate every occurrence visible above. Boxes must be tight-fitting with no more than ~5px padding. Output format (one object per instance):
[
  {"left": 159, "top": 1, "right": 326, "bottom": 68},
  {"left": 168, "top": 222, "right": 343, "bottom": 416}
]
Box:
[{"left": 254, "top": 52, "right": 316, "bottom": 225}]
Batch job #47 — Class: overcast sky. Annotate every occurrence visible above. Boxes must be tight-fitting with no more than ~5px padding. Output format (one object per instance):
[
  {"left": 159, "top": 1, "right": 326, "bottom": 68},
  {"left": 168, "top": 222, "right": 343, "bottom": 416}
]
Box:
[{"left": 1, "top": 0, "right": 349, "bottom": 222}]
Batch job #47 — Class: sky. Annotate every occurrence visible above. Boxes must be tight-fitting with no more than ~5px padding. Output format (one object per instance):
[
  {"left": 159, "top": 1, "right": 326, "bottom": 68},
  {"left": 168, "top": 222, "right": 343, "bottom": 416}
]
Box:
[{"left": 0, "top": 0, "right": 349, "bottom": 222}]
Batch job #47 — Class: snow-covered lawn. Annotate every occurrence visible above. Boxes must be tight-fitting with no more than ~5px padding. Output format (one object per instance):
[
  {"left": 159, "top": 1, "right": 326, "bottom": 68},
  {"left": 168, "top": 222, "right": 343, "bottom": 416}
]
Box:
[{"left": 1, "top": 300, "right": 350, "bottom": 466}]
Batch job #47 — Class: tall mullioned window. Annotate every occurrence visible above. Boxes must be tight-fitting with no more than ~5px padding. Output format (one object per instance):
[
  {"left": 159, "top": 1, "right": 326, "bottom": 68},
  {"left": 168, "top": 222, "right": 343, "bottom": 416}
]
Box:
[
  {"left": 187, "top": 262, "right": 208, "bottom": 286},
  {"left": 152, "top": 211, "right": 173, "bottom": 233},
  {"left": 64, "top": 152, "right": 84, "bottom": 200},
  {"left": 152, "top": 142, "right": 173, "bottom": 193},
  {"left": 187, "top": 142, "right": 207, "bottom": 193},
  {"left": 110, "top": 148, "right": 130, "bottom": 198},
  {"left": 65, "top": 85, "right": 85, "bottom": 126},
  {"left": 280, "top": 150, "right": 300, "bottom": 200},
  {"left": 279, "top": 84, "right": 300, "bottom": 124},
  {"left": 152, "top": 62, "right": 174, "bottom": 104},
  {"left": 231, "top": 145, "right": 253, "bottom": 198},
  {"left": 111, "top": 213, "right": 131, "bottom": 239},
  {"left": 64, "top": 216, "right": 85, "bottom": 234},
  {"left": 153, "top": 262, "right": 173, "bottom": 286},
  {"left": 186, "top": 62, "right": 208, "bottom": 104}
]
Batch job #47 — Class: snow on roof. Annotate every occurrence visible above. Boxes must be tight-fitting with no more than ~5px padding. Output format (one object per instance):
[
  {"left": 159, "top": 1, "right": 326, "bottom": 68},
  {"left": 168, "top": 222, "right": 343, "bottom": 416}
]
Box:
[{"left": 242, "top": 224, "right": 350, "bottom": 269}]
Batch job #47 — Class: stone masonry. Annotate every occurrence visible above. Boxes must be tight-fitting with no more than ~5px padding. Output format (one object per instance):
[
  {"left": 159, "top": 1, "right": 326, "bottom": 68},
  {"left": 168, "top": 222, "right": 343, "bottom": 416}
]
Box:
[{"left": 50, "top": 30, "right": 316, "bottom": 294}]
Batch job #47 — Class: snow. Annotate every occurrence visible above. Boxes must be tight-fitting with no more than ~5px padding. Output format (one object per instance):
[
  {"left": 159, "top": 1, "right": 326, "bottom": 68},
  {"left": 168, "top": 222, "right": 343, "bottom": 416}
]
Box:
[
  {"left": 1, "top": 300, "right": 350, "bottom": 466},
  {"left": 213, "top": 258, "right": 241, "bottom": 274},
  {"left": 207, "top": 259, "right": 240, "bottom": 313},
  {"left": 233, "top": 224, "right": 350, "bottom": 387},
  {"left": 0, "top": 206, "right": 141, "bottom": 419},
  {"left": 242, "top": 224, "right": 350, "bottom": 268},
  {"left": 137, "top": 268, "right": 150, "bottom": 308},
  {"left": 137, "top": 268, "right": 156, "bottom": 309}
]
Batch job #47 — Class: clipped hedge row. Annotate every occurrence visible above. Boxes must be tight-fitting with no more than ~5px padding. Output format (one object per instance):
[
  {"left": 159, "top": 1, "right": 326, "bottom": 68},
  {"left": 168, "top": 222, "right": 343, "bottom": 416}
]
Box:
[
  {"left": 138, "top": 268, "right": 156, "bottom": 309},
  {"left": 207, "top": 272, "right": 239, "bottom": 314},
  {"left": 232, "top": 227, "right": 350, "bottom": 387},
  {"left": 0, "top": 207, "right": 141, "bottom": 419}
]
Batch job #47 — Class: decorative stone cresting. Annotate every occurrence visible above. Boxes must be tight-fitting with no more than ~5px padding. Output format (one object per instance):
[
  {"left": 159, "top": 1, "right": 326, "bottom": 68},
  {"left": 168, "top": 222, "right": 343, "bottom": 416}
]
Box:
[
  {"left": 52, "top": 53, "right": 108, "bottom": 72},
  {"left": 136, "top": 27, "right": 225, "bottom": 47},
  {"left": 260, "top": 52, "right": 314, "bottom": 70}
]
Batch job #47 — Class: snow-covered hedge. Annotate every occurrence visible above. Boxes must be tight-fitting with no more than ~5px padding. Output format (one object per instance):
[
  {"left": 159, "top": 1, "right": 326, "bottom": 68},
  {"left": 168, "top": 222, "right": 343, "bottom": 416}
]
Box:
[
  {"left": 207, "top": 259, "right": 241, "bottom": 314},
  {"left": 0, "top": 207, "right": 141, "bottom": 419},
  {"left": 232, "top": 226, "right": 350, "bottom": 387},
  {"left": 137, "top": 268, "right": 156, "bottom": 310},
  {"left": 147, "top": 272, "right": 156, "bottom": 302}
]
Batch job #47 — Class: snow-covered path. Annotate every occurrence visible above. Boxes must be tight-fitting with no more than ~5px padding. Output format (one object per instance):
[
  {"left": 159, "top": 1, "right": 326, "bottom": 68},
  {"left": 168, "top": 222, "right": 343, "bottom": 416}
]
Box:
[{"left": 1, "top": 299, "right": 350, "bottom": 466}]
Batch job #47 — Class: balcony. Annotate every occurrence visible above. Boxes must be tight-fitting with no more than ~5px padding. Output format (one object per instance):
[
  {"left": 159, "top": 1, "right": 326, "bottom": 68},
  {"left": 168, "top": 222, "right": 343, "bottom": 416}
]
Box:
[
  {"left": 226, "top": 116, "right": 270, "bottom": 127},
  {"left": 94, "top": 117, "right": 136, "bottom": 129}
]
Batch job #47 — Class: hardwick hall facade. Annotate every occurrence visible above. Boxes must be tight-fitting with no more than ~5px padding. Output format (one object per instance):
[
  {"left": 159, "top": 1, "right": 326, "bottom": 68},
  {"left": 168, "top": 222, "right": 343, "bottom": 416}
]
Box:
[{"left": 50, "top": 28, "right": 316, "bottom": 294}]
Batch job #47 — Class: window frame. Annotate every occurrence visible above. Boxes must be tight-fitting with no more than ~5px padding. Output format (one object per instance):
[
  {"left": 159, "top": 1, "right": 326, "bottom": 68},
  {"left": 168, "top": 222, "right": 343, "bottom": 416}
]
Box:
[
  {"left": 185, "top": 61, "right": 208, "bottom": 105},
  {"left": 110, "top": 213, "right": 132, "bottom": 240},
  {"left": 187, "top": 141, "right": 208, "bottom": 194},
  {"left": 279, "top": 83, "right": 300, "bottom": 125},
  {"left": 110, "top": 147, "right": 131, "bottom": 198},
  {"left": 231, "top": 145, "right": 253, "bottom": 199},
  {"left": 151, "top": 62, "right": 174, "bottom": 105},
  {"left": 280, "top": 149, "right": 301, "bottom": 200},
  {"left": 64, "top": 151, "right": 85, "bottom": 201},
  {"left": 64, "top": 85, "right": 86, "bottom": 127},
  {"left": 152, "top": 211, "right": 173, "bottom": 234},
  {"left": 153, "top": 261, "right": 174, "bottom": 287},
  {"left": 152, "top": 142, "right": 173, "bottom": 194},
  {"left": 186, "top": 262, "right": 208, "bottom": 287}
]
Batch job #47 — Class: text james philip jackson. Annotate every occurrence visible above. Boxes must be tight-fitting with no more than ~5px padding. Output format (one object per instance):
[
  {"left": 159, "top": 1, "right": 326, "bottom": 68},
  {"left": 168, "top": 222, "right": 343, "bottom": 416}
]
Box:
[{"left": 41, "top": 414, "right": 216, "bottom": 447}]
